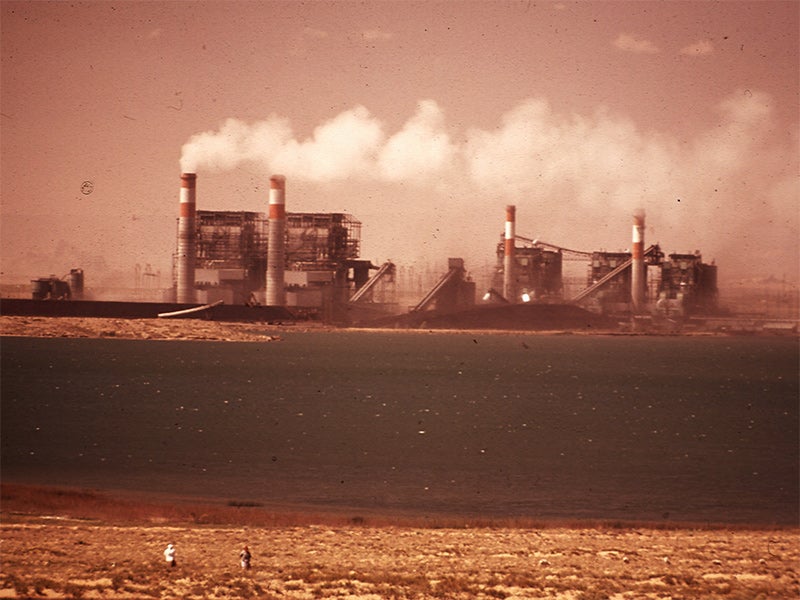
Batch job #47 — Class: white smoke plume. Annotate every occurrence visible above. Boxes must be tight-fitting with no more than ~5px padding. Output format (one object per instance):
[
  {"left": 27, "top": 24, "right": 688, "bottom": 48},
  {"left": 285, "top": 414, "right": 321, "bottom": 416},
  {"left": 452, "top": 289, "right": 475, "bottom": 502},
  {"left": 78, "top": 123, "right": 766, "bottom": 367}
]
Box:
[
  {"left": 179, "top": 91, "right": 798, "bottom": 279},
  {"left": 180, "top": 100, "right": 457, "bottom": 182},
  {"left": 180, "top": 92, "right": 791, "bottom": 204},
  {"left": 376, "top": 100, "right": 457, "bottom": 181}
]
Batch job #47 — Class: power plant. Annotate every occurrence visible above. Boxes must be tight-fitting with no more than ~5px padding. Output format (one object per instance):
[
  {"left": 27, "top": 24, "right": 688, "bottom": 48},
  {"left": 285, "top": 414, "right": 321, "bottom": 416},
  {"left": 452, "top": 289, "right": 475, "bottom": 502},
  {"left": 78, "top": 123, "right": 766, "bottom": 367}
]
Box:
[
  {"left": 175, "top": 172, "right": 395, "bottom": 324},
  {"left": 6, "top": 171, "right": 795, "bottom": 333},
  {"left": 165, "top": 173, "right": 720, "bottom": 328}
]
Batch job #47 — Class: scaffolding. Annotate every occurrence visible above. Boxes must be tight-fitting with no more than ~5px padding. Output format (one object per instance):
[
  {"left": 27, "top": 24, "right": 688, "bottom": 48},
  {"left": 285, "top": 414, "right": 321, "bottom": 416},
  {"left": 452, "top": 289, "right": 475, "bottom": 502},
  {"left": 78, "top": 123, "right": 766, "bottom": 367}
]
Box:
[
  {"left": 194, "top": 211, "right": 361, "bottom": 267},
  {"left": 186, "top": 210, "right": 362, "bottom": 303},
  {"left": 285, "top": 213, "right": 361, "bottom": 269},
  {"left": 197, "top": 211, "right": 266, "bottom": 268}
]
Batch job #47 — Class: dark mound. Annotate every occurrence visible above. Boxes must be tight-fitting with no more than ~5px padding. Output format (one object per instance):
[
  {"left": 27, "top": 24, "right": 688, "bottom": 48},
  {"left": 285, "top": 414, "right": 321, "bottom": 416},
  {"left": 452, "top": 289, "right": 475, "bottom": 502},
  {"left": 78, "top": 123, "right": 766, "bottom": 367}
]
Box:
[
  {"left": 0, "top": 298, "right": 294, "bottom": 323},
  {"left": 359, "top": 303, "right": 617, "bottom": 331}
]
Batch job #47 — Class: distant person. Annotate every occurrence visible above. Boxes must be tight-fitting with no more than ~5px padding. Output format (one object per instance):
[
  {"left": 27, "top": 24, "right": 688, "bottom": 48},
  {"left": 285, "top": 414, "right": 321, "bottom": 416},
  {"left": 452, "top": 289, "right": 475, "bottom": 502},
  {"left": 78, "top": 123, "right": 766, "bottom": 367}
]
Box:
[
  {"left": 240, "top": 545, "right": 251, "bottom": 570},
  {"left": 164, "top": 543, "right": 176, "bottom": 567}
]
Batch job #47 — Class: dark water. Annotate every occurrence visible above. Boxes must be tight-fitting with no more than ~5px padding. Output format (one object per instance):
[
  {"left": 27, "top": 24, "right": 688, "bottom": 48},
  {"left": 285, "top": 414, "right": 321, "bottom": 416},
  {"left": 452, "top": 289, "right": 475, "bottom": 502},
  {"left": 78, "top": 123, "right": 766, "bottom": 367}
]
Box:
[{"left": 2, "top": 333, "right": 797, "bottom": 525}]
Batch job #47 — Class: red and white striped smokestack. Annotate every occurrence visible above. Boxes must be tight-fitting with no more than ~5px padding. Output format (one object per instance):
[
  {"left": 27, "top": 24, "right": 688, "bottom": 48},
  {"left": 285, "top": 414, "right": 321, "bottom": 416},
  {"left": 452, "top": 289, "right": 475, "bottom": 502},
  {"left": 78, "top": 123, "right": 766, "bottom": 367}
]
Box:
[
  {"left": 266, "top": 175, "right": 286, "bottom": 307},
  {"left": 176, "top": 173, "right": 197, "bottom": 304},
  {"left": 503, "top": 205, "right": 516, "bottom": 303},
  {"left": 631, "top": 208, "right": 646, "bottom": 311}
]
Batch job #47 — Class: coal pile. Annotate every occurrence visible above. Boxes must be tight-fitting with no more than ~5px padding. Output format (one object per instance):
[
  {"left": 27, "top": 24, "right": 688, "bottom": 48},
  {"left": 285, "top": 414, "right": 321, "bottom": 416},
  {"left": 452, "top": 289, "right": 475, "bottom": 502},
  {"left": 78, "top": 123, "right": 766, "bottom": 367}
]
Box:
[{"left": 361, "top": 303, "right": 617, "bottom": 331}]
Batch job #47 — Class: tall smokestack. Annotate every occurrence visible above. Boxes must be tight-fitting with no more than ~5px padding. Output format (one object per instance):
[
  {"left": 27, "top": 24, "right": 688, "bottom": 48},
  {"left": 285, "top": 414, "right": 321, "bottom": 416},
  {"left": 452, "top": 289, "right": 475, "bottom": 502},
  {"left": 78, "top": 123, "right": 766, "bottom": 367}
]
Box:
[
  {"left": 176, "top": 173, "right": 197, "bottom": 304},
  {"left": 503, "top": 205, "right": 516, "bottom": 303},
  {"left": 631, "top": 208, "right": 646, "bottom": 311},
  {"left": 266, "top": 175, "right": 286, "bottom": 306}
]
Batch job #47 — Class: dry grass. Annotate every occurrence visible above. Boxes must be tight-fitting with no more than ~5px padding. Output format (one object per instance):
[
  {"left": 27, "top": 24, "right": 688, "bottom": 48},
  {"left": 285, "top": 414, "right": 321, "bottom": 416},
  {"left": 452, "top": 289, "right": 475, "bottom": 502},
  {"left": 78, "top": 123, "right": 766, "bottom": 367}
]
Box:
[
  {"left": 2, "top": 484, "right": 798, "bottom": 599},
  {"left": 0, "top": 315, "right": 292, "bottom": 342}
]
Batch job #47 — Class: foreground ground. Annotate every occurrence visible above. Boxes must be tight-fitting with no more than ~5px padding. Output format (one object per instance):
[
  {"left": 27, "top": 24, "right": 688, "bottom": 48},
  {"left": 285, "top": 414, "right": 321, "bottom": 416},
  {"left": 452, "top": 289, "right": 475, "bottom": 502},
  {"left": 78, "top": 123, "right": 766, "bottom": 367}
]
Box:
[{"left": 1, "top": 485, "right": 798, "bottom": 599}]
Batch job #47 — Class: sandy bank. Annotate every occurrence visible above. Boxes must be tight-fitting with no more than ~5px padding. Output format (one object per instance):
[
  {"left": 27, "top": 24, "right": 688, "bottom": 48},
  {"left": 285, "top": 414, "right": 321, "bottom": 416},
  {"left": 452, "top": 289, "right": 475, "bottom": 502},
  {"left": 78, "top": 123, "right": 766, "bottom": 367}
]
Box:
[
  {"left": 3, "top": 515, "right": 798, "bottom": 599},
  {"left": 1, "top": 485, "right": 798, "bottom": 599}
]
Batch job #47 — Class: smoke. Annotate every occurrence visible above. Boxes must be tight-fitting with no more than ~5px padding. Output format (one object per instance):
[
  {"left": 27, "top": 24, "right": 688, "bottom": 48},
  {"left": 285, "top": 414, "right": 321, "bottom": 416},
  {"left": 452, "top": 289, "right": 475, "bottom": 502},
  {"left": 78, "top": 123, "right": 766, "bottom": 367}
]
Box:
[
  {"left": 179, "top": 90, "right": 798, "bottom": 279},
  {"left": 377, "top": 100, "right": 457, "bottom": 182},
  {"left": 180, "top": 100, "right": 457, "bottom": 182},
  {"left": 273, "top": 106, "right": 383, "bottom": 180},
  {"left": 463, "top": 98, "right": 680, "bottom": 207},
  {"left": 180, "top": 115, "right": 293, "bottom": 173}
]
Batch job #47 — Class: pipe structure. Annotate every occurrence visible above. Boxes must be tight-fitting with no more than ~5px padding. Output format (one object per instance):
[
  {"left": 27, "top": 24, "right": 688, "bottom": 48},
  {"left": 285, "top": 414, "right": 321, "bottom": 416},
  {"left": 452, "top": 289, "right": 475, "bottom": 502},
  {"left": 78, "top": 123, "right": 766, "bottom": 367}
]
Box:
[
  {"left": 176, "top": 173, "right": 197, "bottom": 304},
  {"left": 503, "top": 205, "right": 516, "bottom": 303},
  {"left": 631, "top": 208, "right": 646, "bottom": 311},
  {"left": 266, "top": 175, "right": 287, "bottom": 306}
]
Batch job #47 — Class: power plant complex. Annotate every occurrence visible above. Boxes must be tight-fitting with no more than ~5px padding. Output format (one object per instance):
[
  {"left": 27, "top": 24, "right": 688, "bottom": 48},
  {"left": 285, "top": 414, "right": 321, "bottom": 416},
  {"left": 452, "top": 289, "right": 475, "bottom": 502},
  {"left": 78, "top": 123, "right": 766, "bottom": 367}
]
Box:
[
  {"left": 14, "top": 166, "right": 798, "bottom": 332},
  {"left": 165, "top": 172, "right": 720, "bottom": 329},
  {"left": 8, "top": 170, "right": 734, "bottom": 329},
  {"left": 5, "top": 168, "right": 758, "bottom": 331}
]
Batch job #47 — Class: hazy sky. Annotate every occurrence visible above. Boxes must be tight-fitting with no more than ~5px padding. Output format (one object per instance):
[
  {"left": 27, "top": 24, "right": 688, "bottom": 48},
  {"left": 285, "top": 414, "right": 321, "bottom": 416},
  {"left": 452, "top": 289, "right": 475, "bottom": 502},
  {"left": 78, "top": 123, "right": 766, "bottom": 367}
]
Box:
[{"left": 1, "top": 0, "right": 798, "bottom": 287}]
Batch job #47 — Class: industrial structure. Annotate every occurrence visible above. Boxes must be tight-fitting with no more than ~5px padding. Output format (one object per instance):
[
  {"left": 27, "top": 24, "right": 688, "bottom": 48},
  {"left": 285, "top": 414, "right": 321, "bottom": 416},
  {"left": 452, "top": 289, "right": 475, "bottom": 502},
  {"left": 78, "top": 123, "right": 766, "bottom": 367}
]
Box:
[
  {"left": 171, "top": 173, "right": 719, "bottom": 325},
  {"left": 13, "top": 168, "right": 786, "bottom": 330},
  {"left": 266, "top": 175, "right": 286, "bottom": 307},
  {"left": 176, "top": 173, "right": 197, "bottom": 304},
  {"left": 493, "top": 235, "right": 582, "bottom": 302},
  {"left": 657, "top": 252, "right": 719, "bottom": 316},
  {"left": 491, "top": 206, "right": 719, "bottom": 318},
  {"left": 31, "top": 269, "right": 84, "bottom": 300},
  {"left": 173, "top": 173, "right": 398, "bottom": 323},
  {"left": 503, "top": 205, "right": 516, "bottom": 302},
  {"left": 411, "top": 258, "right": 475, "bottom": 314}
]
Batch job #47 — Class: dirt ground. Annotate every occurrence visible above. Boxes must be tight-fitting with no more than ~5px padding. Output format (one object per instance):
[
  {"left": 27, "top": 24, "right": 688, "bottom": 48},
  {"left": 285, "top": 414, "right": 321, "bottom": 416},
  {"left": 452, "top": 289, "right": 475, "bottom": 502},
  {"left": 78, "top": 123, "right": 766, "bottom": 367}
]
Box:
[
  {"left": 1, "top": 513, "right": 798, "bottom": 599},
  {"left": 0, "top": 315, "right": 605, "bottom": 342},
  {"left": 0, "top": 315, "right": 294, "bottom": 342}
]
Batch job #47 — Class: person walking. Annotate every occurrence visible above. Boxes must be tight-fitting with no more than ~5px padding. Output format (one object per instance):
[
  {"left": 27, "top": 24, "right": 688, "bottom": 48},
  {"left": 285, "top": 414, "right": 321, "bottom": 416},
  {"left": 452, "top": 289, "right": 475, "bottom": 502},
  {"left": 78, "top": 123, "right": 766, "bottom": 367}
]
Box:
[
  {"left": 240, "top": 545, "right": 251, "bottom": 570},
  {"left": 164, "top": 543, "right": 176, "bottom": 567}
]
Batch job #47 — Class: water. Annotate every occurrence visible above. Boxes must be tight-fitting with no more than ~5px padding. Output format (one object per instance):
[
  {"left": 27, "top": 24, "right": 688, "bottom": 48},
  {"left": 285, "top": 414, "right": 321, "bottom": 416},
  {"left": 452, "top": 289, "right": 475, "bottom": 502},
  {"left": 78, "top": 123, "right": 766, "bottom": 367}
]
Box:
[{"left": 2, "top": 333, "right": 797, "bottom": 524}]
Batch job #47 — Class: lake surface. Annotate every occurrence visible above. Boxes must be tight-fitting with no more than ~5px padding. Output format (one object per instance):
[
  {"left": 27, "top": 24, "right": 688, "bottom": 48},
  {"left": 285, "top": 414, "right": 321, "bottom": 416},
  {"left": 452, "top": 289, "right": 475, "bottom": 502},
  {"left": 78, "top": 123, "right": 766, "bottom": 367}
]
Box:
[{"left": 2, "top": 333, "right": 797, "bottom": 525}]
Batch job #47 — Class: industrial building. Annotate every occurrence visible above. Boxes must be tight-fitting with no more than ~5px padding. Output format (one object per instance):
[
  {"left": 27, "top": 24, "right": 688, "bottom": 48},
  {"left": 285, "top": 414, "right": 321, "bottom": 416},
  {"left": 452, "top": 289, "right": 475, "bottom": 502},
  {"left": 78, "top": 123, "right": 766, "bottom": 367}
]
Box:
[
  {"left": 173, "top": 173, "right": 398, "bottom": 323},
  {"left": 492, "top": 239, "right": 564, "bottom": 302},
  {"left": 191, "top": 210, "right": 365, "bottom": 304},
  {"left": 172, "top": 174, "right": 719, "bottom": 324},
  {"left": 31, "top": 269, "right": 84, "bottom": 301},
  {"left": 15, "top": 173, "right": 720, "bottom": 328},
  {"left": 657, "top": 252, "right": 719, "bottom": 316},
  {"left": 11, "top": 170, "right": 796, "bottom": 333},
  {"left": 492, "top": 206, "right": 719, "bottom": 318}
]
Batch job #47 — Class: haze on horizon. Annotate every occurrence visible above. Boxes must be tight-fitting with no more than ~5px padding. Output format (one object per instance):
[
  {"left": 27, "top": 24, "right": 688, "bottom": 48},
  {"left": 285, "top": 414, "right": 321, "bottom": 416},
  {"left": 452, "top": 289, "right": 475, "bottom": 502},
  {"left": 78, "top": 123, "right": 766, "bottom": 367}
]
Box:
[{"left": 1, "top": 1, "right": 797, "bottom": 290}]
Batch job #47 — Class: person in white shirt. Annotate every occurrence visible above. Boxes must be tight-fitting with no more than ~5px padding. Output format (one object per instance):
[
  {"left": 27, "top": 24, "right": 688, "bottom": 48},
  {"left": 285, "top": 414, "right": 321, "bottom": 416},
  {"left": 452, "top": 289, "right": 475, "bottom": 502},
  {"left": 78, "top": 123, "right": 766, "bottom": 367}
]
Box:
[
  {"left": 164, "top": 543, "right": 176, "bottom": 567},
  {"left": 240, "top": 545, "right": 251, "bottom": 570}
]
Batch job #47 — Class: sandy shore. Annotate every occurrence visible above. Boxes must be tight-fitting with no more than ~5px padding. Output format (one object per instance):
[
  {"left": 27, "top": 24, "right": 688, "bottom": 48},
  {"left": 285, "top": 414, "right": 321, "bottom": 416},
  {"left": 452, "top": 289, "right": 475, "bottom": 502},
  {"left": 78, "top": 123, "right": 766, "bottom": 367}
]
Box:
[
  {"left": 3, "top": 520, "right": 797, "bottom": 600},
  {"left": 0, "top": 314, "right": 741, "bottom": 344},
  {"left": 0, "top": 315, "right": 297, "bottom": 342},
  {"left": 0, "top": 315, "right": 602, "bottom": 342},
  {"left": 3, "top": 518, "right": 799, "bottom": 599},
  {"left": 1, "top": 485, "right": 799, "bottom": 599}
]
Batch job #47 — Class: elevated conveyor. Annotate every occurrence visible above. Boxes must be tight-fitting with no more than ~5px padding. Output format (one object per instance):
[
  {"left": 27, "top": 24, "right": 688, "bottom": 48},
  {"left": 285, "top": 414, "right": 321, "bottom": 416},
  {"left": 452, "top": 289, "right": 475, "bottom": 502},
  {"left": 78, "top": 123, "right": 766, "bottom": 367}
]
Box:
[
  {"left": 411, "top": 260, "right": 467, "bottom": 312},
  {"left": 514, "top": 236, "right": 593, "bottom": 261},
  {"left": 571, "top": 244, "right": 660, "bottom": 303},
  {"left": 349, "top": 261, "right": 395, "bottom": 303}
]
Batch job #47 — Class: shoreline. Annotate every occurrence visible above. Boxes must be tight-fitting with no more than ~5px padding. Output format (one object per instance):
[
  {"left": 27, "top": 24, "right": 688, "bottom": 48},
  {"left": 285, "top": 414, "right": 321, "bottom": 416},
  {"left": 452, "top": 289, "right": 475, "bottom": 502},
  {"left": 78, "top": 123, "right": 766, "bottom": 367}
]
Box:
[
  {"left": 4, "top": 482, "right": 794, "bottom": 532},
  {"left": 2, "top": 484, "right": 798, "bottom": 600},
  {"left": 1, "top": 314, "right": 789, "bottom": 342}
]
